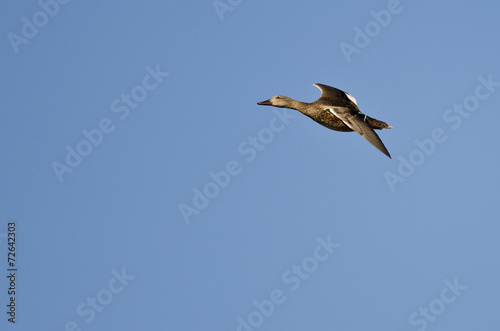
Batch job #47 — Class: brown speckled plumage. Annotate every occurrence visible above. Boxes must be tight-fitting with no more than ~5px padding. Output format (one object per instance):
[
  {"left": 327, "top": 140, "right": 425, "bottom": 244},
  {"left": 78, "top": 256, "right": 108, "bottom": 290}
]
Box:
[{"left": 257, "top": 83, "right": 392, "bottom": 158}]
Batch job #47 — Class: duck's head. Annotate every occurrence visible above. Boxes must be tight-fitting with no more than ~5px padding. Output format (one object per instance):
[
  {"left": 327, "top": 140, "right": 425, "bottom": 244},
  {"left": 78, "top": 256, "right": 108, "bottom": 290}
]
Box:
[{"left": 257, "top": 95, "right": 293, "bottom": 108}]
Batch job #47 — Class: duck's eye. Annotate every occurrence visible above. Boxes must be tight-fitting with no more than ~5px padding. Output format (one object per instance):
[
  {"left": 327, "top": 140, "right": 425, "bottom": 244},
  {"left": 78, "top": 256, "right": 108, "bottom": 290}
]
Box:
[{"left": 276, "top": 96, "right": 281, "bottom": 99}]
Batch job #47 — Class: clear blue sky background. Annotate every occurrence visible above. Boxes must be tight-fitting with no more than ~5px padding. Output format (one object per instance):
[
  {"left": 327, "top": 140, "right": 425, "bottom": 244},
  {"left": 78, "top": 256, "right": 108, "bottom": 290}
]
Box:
[{"left": 1, "top": 1, "right": 499, "bottom": 330}]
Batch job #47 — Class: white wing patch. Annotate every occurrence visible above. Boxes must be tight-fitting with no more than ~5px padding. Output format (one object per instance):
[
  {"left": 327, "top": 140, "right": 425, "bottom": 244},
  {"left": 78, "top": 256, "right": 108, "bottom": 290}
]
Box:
[
  {"left": 344, "top": 92, "right": 357, "bottom": 105},
  {"left": 327, "top": 108, "right": 336, "bottom": 116},
  {"left": 327, "top": 108, "right": 355, "bottom": 131}
]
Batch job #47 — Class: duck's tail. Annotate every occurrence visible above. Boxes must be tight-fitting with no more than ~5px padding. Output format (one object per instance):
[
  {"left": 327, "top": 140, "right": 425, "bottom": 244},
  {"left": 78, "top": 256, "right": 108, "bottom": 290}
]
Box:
[{"left": 367, "top": 117, "right": 392, "bottom": 130}]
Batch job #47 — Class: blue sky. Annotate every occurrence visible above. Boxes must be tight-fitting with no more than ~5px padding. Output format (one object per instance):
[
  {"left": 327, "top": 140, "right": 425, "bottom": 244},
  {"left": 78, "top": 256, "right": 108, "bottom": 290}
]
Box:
[{"left": 1, "top": 1, "right": 500, "bottom": 330}]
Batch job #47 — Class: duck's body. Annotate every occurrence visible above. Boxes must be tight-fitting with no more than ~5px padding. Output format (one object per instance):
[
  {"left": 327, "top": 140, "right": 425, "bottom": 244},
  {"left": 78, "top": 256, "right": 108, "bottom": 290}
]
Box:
[{"left": 257, "top": 84, "right": 392, "bottom": 158}]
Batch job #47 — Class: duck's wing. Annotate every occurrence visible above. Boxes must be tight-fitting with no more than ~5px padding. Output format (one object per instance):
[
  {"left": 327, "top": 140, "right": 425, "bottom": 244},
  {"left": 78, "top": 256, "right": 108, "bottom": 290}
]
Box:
[
  {"left": 327, "top": 107, "right": 391, "bottom": 158},
  {"left": 313, "top": 84, "right": 358, "bottom": 108}
]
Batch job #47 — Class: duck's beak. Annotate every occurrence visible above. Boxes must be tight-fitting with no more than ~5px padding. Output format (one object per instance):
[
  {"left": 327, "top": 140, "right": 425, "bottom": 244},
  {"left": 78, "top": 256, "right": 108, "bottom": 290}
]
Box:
[{"left": 257, "top": 99, "right": 272, "bottom": 106}]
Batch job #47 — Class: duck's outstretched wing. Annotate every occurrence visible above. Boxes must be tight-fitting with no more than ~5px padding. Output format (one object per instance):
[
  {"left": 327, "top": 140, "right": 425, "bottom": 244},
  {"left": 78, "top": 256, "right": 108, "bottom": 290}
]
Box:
[
  {"left": 313, "top": 83, "right": 358, "bottom": 108},
  {"left": 327, "top": 107, "right": 391, "bottom": 158}
]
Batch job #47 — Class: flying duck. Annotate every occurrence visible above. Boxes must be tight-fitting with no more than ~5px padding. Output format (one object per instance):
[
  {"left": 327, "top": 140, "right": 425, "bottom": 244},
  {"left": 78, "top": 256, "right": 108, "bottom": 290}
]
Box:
[{"left": 257, "top": 84, "right": 392, "bottom": 158}]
